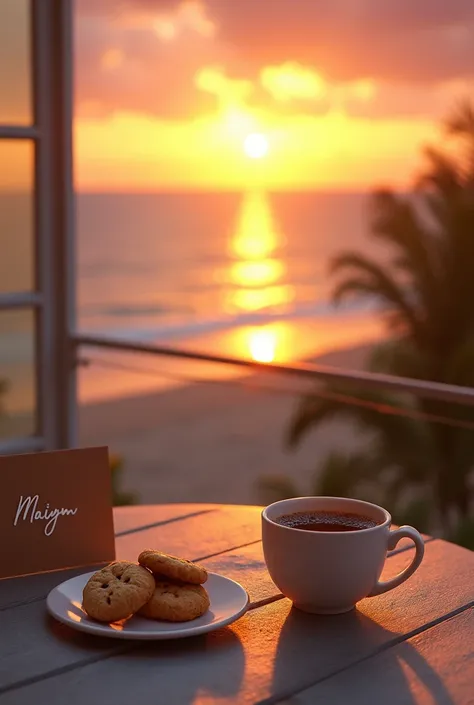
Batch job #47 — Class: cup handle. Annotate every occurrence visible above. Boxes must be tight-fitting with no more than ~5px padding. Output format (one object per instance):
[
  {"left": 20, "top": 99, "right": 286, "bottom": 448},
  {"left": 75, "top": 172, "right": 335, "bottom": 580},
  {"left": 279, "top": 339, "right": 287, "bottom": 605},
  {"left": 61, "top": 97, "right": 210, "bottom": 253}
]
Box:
[{"left": 368, "top": 526, "right": 425, "bottom": 597}]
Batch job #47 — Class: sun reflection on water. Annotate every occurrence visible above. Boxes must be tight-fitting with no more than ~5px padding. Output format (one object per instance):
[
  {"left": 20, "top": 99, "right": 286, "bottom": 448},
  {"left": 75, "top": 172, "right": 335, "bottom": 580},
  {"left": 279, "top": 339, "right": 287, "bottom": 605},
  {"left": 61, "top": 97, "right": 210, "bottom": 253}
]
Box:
[
  {"left": 249, "top": 328, "right": 277, "bottom": 363},
  {"left": 231, "top": 190, "right": 281, "bottom": 260},
  {"left": 228, "top": 191, "right": 294, "bottom": 363},
  {"left": 231, "top": 259, "right": 284, "bottom": 287}
]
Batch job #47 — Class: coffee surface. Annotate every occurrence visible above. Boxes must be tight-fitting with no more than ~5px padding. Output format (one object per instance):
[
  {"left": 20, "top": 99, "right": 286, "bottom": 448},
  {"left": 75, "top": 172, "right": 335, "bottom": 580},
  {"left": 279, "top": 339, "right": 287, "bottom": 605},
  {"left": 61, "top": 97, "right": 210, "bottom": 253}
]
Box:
[{"left": 276, "top": 510, "right": 380, "bottom": 532}]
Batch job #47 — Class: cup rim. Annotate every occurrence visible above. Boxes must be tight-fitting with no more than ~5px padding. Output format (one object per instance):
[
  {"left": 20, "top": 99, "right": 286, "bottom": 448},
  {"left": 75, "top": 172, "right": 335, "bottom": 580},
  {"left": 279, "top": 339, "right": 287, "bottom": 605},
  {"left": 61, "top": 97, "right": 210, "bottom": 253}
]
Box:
[{"left": 262, "top": 496, "right": 391, "bottom": 534}]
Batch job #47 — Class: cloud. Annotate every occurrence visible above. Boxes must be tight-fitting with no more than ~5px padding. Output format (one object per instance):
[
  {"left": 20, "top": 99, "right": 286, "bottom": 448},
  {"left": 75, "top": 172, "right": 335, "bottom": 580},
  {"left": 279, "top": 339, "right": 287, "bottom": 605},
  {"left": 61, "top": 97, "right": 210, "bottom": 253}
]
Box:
[
  {"left": 75, "top": 0, "right": 474, "bottom": 121},
  {"left": 112, "top": 0, "right": 217, "bottom": 40},
  {"left": 74, "top": 2, "right": 228, "bottom": 119},
  {"left": 260, "top": 62, "right": 327, "bottom": 102},
  {"left": 195, "top": 66, "right": 253, "bottom": 108},
  {"left": 201, "top": 0, "right": 474, "bottom": 83}
]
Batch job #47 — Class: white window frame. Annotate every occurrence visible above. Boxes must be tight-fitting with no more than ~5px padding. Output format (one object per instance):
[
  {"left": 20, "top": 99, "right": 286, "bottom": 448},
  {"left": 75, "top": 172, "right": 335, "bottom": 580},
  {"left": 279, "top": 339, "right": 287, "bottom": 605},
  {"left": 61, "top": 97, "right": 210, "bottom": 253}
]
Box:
[{"left": 0, "top": 0, "right": 76, "bottom": 453}]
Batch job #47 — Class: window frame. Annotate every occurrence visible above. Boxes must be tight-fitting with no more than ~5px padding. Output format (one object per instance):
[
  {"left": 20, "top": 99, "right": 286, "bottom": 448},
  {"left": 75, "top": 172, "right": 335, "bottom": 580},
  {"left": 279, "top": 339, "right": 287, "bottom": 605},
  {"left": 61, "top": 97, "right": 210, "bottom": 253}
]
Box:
[{"left": 0, "top": 0, "right": 76, "bottom": 453}]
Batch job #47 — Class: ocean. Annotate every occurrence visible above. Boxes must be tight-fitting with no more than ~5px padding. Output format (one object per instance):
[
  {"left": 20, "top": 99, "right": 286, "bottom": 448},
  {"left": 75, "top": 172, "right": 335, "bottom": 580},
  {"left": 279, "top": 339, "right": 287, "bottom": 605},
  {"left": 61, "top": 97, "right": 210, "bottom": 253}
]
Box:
[
  {"left": 1, "top": 190, "right": 387, "bottom": 414},
  {"left": 78, "top": 190, "right": 384, "bottom": 340}
]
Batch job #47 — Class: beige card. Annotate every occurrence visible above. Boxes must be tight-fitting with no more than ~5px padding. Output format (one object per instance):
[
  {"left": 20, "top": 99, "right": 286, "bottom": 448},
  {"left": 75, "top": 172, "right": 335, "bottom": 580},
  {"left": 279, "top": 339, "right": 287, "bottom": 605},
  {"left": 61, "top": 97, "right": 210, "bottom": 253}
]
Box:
[{"left": 0, "top": 446, "right": 116, "bottom": 580}]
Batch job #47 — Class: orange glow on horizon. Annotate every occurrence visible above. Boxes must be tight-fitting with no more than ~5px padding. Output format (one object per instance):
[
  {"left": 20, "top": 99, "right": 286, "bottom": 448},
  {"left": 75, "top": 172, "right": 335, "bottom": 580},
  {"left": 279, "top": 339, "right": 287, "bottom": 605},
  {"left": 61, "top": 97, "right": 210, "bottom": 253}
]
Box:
[
  {"left": 72, "top": 109, "right": 436, "bottom": 193},
  {"left": 4, "top": 0, "right": 468, "bottom": 192}
]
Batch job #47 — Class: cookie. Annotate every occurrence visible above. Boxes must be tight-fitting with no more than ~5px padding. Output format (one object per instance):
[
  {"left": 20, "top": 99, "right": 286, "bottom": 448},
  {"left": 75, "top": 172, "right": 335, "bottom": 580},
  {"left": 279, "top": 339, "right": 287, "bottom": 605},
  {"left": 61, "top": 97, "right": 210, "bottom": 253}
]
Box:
[
  {"left": 139, "top": 580, "right": 210, "bottom": 622},
  {"left": 138, "top": 549, "right": 208, "bottom": 585},
  {"left": 82, "top": 561, "right": 155, "bottom": 623}
]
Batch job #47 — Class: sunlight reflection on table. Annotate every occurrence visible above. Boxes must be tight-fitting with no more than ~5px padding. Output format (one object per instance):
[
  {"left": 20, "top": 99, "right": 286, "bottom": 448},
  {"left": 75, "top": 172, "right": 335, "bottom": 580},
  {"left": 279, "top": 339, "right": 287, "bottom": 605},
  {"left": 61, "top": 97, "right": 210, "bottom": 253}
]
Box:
[{"left": 67, "top": 599, "right": 85, "bottom": 623}]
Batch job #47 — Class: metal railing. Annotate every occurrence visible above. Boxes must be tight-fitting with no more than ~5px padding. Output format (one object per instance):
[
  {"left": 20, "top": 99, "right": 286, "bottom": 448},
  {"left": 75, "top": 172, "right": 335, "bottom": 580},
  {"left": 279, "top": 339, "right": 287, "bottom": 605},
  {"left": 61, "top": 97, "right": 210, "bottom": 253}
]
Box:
[
  {"left": 75, "top": 333, "right": 474, "bottom": 407},
  {"left": 4, "top": 330, "right": 474, "bottom": 456}
]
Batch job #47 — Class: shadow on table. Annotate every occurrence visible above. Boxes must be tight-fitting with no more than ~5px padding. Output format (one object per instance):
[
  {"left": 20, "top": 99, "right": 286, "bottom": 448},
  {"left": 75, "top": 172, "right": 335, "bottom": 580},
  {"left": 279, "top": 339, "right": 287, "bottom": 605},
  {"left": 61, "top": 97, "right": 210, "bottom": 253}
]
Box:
[
  {"left": 118, "top": 625, "right": 245, "bottom": 704},
  {"left": 267, "top": 607, "right": 454, "bottom": 704}
]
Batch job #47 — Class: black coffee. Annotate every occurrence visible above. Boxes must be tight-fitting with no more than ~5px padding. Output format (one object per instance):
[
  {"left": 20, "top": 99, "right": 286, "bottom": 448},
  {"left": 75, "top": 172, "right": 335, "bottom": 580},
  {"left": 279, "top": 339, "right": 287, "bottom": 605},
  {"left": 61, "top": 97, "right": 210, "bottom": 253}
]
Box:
[{"left": 276, "top": 510, "right": 380, "bottom": 532}]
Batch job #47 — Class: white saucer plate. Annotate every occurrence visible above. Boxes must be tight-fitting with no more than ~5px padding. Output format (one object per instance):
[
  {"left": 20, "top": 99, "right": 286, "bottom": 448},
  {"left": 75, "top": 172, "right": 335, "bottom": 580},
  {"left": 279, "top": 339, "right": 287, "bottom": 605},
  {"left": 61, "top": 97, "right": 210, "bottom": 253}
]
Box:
[{"left": 47, "top": 570, "right": 249, "bottom": 640}]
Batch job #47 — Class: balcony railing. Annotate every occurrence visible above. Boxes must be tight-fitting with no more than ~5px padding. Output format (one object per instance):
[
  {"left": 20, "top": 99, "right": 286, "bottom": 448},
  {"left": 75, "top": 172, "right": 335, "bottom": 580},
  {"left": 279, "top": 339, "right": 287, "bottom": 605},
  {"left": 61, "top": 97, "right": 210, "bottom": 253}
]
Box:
[
  {"left": 3, "top": 331, "right": 474, "bottom": 457},
  {"left": 75, "top": 333, "right": 474, "bottom": 407}
]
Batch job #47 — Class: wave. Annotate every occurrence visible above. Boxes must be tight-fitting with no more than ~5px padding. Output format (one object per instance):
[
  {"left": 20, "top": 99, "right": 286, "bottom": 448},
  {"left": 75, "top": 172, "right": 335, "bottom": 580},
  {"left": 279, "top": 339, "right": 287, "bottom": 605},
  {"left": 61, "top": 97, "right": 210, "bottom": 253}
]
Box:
[
  {"left": 79, "top": 250, "right": 321, "bottom": 278},
  {"left": 78, "top": 299, "right": 377, "bottom": 343},
  {"left": 80, "top": 302, "right": 194, "bottom": 318}
]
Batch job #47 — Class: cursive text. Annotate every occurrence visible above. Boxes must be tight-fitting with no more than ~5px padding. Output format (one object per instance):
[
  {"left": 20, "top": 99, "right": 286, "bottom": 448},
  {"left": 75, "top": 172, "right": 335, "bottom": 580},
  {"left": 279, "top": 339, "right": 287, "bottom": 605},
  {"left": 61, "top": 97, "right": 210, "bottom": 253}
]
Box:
[{"left": 13, "top": 495, "right": 78, "bottom": 536}]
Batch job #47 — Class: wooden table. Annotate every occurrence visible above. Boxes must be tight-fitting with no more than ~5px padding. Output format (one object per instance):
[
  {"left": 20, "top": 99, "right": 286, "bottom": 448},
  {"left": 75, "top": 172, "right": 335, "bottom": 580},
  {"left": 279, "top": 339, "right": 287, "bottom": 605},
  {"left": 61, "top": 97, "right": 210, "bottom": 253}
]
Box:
[{"left": 1, "top": 504, "right": 474, "bottom": 704}]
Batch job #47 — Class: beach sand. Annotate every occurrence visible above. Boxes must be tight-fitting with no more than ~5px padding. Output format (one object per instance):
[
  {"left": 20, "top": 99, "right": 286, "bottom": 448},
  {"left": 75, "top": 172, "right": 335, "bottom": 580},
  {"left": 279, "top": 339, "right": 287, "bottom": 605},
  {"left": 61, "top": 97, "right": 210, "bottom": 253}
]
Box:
[{"left": 78, "top": 342, "right": 376, "bottom": 506}]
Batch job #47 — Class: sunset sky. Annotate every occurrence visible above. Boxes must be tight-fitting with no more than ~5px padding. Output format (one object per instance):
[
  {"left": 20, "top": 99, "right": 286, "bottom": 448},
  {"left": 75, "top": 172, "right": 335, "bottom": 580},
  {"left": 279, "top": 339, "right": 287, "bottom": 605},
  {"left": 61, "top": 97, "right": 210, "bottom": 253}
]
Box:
[{"left": 2, "top": 0, "right": 474, "bottom": 191}]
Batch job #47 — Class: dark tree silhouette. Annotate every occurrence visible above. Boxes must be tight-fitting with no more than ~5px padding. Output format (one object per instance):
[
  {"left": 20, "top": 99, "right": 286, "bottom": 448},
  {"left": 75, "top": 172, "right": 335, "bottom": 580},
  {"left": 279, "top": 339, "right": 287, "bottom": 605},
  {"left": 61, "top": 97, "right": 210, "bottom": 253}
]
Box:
[{"left": 285, "top": 99, "right": 474, "bottom": 535}]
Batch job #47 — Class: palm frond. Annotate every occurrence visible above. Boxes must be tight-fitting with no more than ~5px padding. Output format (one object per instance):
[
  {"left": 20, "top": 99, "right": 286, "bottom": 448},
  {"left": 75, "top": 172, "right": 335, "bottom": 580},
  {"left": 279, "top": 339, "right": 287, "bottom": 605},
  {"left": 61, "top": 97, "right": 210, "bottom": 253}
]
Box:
[
  {"left": 443, "top": 99, "right": 474, "bottom": 182},
  {"left": 312, "top": 451, "right": 376, "bottom": 498},
  {"left": 286, "top": 394, "right": 347, "bottom": 448},
  {"left": 417, "top": 146, "right": 462, "bottom": 196},
  {"left": 390, "top": 496, "right": 433, "bottom": 534},
  {"left": 331, "top": 276, "right": 381, "bottom": 305},
  {"left": 287, "top": 380, "right": 434, "bottom": 486},
  {"left": 444, "top": 335, "right": 474, "bottom": 388},
  {"left": 368, "top": 339, "right": 430, "bottom": 380},
  {"left": 444, "top": 99, "right": 474, "bottom": 140},
  {"left": 256, "top": 475, "right": 299, "bottom": 505},
  {"left": 288, "top": 384, "right": 420, "bottom": 448},
  {"left": 330, "top": 252, "right": 421, "bottom": 340},
  {"left": 368, "top": 189, "right": 441, "bottom": 313}
]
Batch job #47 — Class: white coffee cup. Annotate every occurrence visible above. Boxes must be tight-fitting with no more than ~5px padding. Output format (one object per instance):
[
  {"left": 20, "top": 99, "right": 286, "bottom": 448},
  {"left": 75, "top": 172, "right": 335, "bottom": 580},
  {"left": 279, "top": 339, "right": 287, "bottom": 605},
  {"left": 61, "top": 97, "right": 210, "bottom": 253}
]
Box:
[{"left": 262, "top": 496, "right": 424, "bottom": 614}]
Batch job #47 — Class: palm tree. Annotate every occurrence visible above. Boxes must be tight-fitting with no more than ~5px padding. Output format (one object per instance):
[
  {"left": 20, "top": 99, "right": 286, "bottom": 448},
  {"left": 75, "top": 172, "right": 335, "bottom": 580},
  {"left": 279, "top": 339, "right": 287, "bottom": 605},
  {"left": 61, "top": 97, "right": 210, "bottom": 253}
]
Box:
[{"left": 286, "top": 99, "right": 474, "bottom": 533}]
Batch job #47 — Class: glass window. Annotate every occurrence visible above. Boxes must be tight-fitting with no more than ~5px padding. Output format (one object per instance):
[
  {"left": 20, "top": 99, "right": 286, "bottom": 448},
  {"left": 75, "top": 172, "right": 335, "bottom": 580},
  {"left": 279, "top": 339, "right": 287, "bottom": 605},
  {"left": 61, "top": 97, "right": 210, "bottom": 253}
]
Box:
[
  {"left": 0, "top": 140, "right": 34, "bottom": 292},
  {"left": 0, "top": 0, "right": 31, "bottom": 125},
  {"left": 0, "top": 309, "right": 35, "bottom": 438}
]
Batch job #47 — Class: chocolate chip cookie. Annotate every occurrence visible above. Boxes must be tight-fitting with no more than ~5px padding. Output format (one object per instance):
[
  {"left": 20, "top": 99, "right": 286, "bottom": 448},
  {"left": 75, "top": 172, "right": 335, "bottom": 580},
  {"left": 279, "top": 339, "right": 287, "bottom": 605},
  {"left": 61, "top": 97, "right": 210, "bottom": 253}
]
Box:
[{"left": 82, "top": 561, "right": 155, "bottom": 623}]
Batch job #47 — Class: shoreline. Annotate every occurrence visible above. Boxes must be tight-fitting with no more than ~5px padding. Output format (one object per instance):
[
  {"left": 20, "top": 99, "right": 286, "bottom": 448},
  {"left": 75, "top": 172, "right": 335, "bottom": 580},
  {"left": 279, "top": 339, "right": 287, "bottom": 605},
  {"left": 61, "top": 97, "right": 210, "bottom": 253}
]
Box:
[{"left": 77, "top": 339, "right": 377, "bottom": 506}]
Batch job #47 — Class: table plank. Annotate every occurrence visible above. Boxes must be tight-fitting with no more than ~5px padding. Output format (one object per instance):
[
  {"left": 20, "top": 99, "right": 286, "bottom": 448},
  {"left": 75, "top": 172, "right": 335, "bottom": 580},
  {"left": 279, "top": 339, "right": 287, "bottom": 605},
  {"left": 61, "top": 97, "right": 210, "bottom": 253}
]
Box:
[
  {"left": 285, "top": 606, "right": 474, "bottom": 705},
  {"left": 115, "top": 505, "right": 263, "bottom": 562},
  {"left": 0, "top": 564, "right": 106, "bottom": 613},
  {"left": 1, "top": 539, "right": 473, "bottom": 704},
  {"left": 113, "top": 503, "right": 215, "bottom": 536}
]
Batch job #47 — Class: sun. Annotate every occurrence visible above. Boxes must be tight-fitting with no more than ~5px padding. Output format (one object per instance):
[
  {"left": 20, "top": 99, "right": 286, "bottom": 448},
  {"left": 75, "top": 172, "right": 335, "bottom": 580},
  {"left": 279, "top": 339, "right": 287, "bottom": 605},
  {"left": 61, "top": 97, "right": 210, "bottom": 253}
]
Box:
[{"left": 243, "top": 133, "right": 269, "bottom": 159}]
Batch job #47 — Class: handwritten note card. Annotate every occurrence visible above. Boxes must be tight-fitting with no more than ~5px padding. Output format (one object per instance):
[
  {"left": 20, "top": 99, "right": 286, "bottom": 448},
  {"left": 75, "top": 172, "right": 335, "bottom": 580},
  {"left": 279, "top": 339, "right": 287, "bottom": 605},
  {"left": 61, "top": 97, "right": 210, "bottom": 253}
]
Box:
[{"left": 0, "top": 447, "right": 115, "bottom": 580}]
